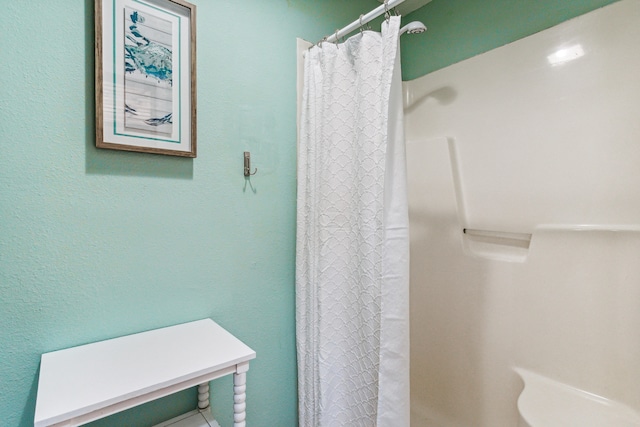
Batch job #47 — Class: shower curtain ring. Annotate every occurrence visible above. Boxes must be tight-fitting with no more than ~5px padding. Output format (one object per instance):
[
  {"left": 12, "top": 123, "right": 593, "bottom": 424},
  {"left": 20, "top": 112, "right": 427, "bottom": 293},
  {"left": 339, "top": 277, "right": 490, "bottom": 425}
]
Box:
[
  {"left": 334, "top": 29, "right": 340, "bottom": 47},
  {"left": 384, "top": 0, "right": 391, "bottom": 22},
  {"left": 359, "top": 14, "right": 365, "bottom": 33}
]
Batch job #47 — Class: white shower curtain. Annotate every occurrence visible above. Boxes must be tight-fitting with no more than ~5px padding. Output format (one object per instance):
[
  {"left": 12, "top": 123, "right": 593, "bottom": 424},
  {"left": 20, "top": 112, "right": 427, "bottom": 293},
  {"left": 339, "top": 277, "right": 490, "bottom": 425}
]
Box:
[{"left": 296, "top": 16, "right": 409, "bottom": 427}]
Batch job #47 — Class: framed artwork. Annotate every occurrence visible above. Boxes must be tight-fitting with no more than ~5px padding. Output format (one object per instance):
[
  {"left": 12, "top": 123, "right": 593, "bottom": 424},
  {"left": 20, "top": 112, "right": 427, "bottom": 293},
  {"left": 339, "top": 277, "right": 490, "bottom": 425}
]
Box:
[{"left": 95, "top": 0, "right": 196, "bottom": 157}]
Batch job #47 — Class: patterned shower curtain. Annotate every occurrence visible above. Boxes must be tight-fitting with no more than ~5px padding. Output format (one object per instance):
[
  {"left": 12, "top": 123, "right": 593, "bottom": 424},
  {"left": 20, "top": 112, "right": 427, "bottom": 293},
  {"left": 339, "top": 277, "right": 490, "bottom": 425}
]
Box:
[{"left": 296, "top": 16, "right": 410, "bottom": 427}]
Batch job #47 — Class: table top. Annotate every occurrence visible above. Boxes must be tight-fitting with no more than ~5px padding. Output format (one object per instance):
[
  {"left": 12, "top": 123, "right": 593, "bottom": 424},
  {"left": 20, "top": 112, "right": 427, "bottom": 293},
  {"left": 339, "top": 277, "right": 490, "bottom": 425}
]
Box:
[{"left": 34, "top": 319, "right": 256, "bottom": 427}]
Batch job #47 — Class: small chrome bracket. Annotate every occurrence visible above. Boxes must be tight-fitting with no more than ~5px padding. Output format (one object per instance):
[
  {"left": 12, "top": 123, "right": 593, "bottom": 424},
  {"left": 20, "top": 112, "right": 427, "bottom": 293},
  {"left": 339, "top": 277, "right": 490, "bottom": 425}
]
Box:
[{"left": 244, "top": 151, "right": 257, "bottom": 177}]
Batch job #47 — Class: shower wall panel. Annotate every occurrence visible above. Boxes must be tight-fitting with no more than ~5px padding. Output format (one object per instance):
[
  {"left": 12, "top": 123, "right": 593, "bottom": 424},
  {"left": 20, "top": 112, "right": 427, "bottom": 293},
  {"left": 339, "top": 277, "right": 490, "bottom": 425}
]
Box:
[{"left": 403, "top": 1, "right": 640, "bottom": 425}]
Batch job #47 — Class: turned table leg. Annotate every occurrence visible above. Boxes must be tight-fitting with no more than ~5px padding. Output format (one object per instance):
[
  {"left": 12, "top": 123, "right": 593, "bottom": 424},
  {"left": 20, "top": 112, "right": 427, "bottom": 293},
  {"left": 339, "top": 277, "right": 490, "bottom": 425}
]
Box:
[
  {"left": 233, "top": 363, "right": 250, "bottom": 427},
  {"left": 197, "top": 383, "right": 210, "bottom": 411}
]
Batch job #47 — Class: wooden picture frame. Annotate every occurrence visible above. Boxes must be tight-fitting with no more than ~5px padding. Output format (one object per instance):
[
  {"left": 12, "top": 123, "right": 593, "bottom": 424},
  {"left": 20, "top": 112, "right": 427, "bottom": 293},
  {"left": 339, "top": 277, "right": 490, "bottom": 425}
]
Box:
[{"left": 95, "top": 0, "right": 196, "bottom": 157}]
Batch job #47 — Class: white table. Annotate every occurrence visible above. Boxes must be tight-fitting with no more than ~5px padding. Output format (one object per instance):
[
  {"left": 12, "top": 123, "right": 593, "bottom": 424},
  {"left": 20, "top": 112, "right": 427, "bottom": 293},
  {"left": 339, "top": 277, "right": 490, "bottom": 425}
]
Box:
[{"left": 34, "top": 319, "right": 256, "bottom": 427}]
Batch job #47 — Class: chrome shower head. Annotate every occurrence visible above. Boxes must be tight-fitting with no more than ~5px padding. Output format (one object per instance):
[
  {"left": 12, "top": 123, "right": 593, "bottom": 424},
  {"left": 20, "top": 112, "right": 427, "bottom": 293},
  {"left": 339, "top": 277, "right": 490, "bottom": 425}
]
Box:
[{"left": 400, "top": 21, "right": 427, "bottom": 35}]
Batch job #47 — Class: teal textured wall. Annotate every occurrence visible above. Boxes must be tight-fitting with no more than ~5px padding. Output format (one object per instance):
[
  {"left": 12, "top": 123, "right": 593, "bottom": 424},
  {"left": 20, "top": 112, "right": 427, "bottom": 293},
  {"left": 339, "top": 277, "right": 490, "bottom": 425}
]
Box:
[
  {"left": 400, "top": 0, "right": 621, "bottom": 80},
  {"left": 0, "top": 1, "right": 376, "bottom": 426}
]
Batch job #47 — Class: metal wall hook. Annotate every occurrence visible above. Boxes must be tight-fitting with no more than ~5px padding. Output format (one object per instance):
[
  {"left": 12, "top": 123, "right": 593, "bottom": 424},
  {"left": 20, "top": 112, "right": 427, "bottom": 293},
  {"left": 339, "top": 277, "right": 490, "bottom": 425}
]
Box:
[{"left": 244, "top": 151, "right": 257, "bottom": 177}]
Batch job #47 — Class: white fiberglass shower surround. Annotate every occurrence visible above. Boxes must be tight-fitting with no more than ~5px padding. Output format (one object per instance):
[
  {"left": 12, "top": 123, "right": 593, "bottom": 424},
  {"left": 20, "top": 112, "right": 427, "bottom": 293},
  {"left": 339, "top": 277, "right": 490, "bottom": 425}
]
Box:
[{"left": 404, "top": 0, "right": 640, "bottom": 426}]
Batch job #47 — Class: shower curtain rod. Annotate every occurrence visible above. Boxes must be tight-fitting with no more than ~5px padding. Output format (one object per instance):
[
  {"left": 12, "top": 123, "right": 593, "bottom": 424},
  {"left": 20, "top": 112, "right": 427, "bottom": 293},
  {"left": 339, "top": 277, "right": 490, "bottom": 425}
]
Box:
[{"left": 320, "top": 0, "right": 406, "bottom": 44}]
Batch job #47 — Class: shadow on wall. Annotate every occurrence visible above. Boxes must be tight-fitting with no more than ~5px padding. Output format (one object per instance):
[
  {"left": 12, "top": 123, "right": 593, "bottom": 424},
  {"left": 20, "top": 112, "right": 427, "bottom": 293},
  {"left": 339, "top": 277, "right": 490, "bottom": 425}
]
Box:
[
  {"left": 404, "top": 86, "right": 457, "bottom": 115},
  {"left": 83, "top": 0, "right": 193, "bottom": 180},
  {"left": 409, "top": 209, "right": 491, "bottom": 426},
  {"left": 19, "top": 374, "right": 38, "bottom": 427},
  {"left": 407, "top": 134, "right": 506, "bottom": 426}
]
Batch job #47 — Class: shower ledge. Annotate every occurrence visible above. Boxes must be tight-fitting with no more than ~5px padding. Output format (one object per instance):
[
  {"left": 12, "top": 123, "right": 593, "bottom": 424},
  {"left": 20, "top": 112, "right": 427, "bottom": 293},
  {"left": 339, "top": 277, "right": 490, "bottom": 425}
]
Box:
[
  {"left": 515, "top": 368, "right": 640, "bottom": 427},
  {"left": 462, "top": 228, "right": 532, "bottom": 262}
]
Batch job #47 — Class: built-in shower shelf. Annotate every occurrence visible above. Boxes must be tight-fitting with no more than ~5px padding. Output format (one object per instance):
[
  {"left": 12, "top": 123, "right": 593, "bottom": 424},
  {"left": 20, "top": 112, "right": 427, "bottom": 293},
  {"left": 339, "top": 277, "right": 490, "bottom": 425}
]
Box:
[
  {"left": 462, "top": 228, "right": 532, "bottom": 262},
  {"left": 463, "top": 228, "right": 532, "bottom": 244},
  {"left": 515, "top": 368, "right": 640, "bottom": 426}
]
